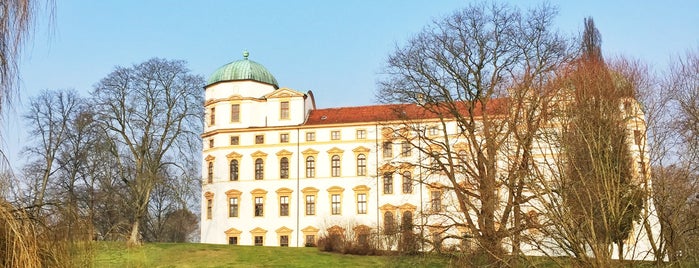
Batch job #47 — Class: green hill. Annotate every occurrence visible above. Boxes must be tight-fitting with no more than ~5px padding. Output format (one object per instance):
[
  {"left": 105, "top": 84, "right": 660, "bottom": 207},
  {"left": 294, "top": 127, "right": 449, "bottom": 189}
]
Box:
[{"left": 93, "top": 242, "right": 448, "bottom": 268}]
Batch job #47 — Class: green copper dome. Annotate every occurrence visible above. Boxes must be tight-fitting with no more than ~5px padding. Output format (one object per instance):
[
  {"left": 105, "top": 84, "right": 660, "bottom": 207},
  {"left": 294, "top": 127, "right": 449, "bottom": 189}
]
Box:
[{"left": 207, "top": 51, "right": 279, "bottom": 88}]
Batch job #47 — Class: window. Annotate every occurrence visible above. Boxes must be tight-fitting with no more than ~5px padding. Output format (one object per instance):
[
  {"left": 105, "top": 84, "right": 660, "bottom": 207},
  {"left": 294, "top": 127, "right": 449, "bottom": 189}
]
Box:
[
  {"left": 228, "top": 237, "right": 238, "bottom": 245},
  {"left": 428, "top": 126, "right": 439, "bottom": 136},
  {"left": 357, "top": 193, "right": 367, "bottom": 214},
  {"left": 207, "top": 162, "right": 213, "bottom": 183},
  {"left": 280, "top": 196, "right": 289, "bottom": 216},
  {"left": 280, "top": 235, "right": 289, "bottom": 247},
  {"left": 401, "top": 141, "right": 411, "bottom": 157},
  {"left": 402, "top": 171, "right": 412, "bottom": 194},
  {"left": 209, "top": 139, "right": 214, "bottom": 148},
  {"left": 255, "top": 135, "right": 264, "bottom": 144},
  {"left": 280, "top": 101, "right": 289, "bottom": 120},
  {"left": 255, "top": 158, "right": 264, "bottom": 180},
  {"left": 209, "top": 107, "right": 216, "bottom": 125},
  {"left": 402, "top": 211, "right": 413, "bottom": 231},
  {"left": 306, "top": 235, "right": 315, "bottom": 246},
  {"left": 458, "top": 150, "right": 467, "bottom": 172},
  {"left": 331, "top": 155, "right": 341, "bottom": 177},
  {"left": 331, "top": 194, "right": 341, "bottom": 215},
  {"left": 356, "top": 154, "right": 367, "bottom": 176},
  {"left": 229, "top": 160, "right": 239, "bottom": 181},
  {"left": 305, "top": 156, "right": 315, "bottom": 178},
  {"left": 254, "top": 236, "right": 263, "bottom": 246},
  {"left": 306, "top": 132, "right": 315, "bottom": 141},
  {"left": 280, "top": 133, "right": 289, "bottom": 143},
  {"left": 255, "top": 197, "right": 264, "bottom": 216},
  {"left": 280, "top": 157, "right": 289, "bottom": 179},
  {"left": 431, "top": 190, "right": 442, "bottom": 212},
  {"left": 382, "top": 142, "right": 392, "bottom": 158},
  {"left": 431, "top": 152, "right": 441, "bottom": 171},
  {"left": 305, "top": 195, "right": 315, "bottom": 215},
  {"left": 331, "top": 130, "right": 341, "bottom": 140},
  {"left": 206, "top": 199, "right": 213, "bottom": 219},
  {"left": 230, "top": 136, "right": 239, "bottom": 145},
  {"left": 231, "top": 104, "right": 240, "bottom": 122},
  {"left": 356, "top": 129, "right": 366, "bottom": 139},
  {"left": 383, "top": 173, "right": 393, "bottom": 194},
  {"left": 229, "top": 197, "right": 238, "bottom": 217},
  {"left": 384, "top": 211, "right": 396, "bottom": 234}
]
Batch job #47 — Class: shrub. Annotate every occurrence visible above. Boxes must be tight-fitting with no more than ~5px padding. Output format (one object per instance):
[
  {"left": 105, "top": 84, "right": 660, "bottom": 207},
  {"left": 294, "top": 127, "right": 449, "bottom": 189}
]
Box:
[
  {"left": 316, "top": 229, "right": 379, "bottom": 255},
  {"left": 317, "top": 233, "right": 344, "bottom": 253},
  {"left": 398, "top": 231, "right": 420, "bottom": 255}
]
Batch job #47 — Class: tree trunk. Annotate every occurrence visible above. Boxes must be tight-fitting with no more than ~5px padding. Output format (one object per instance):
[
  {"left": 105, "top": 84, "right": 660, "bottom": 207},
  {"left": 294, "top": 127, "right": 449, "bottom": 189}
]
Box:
[
  {"left": 618, "top": 241, "right": 624, "bottom": 261},
  {"left": 127, "top": 220, "right": 141, "bottom": 247}
]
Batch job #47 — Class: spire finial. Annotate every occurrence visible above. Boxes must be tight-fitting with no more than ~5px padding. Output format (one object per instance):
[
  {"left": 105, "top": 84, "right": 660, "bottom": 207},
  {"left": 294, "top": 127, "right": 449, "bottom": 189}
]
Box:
[{"left": 243, "top": 50, "right": 249, "bottom": 59}]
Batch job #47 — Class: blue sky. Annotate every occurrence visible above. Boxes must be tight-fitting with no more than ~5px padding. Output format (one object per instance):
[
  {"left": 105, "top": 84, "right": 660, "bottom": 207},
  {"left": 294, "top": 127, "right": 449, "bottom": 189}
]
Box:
[{"left": 4, "top": 0, "right": 699, "bottom": 165}]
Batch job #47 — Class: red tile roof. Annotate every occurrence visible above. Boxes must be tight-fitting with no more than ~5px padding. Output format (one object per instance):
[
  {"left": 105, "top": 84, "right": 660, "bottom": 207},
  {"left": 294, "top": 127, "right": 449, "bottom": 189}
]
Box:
[{"left": 304, "top": 99, "right": 507, "bottom": 125}]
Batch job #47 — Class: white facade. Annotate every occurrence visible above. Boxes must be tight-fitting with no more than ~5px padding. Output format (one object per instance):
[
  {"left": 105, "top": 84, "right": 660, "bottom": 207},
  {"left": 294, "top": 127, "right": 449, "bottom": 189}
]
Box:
[{"left": 200, "top": 62, "right": 661, "bottom": 260}]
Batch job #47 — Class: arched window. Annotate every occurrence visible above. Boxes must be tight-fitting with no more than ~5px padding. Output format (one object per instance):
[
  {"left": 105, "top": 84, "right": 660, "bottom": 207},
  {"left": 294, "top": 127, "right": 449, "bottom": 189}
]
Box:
[
  {"left": 306, "top": 156, "right": 315, "bottom": 178},
  {"left": 402, "top": 171, "right": 412, "bottom": 194},
  {"left": 402, "top": 211, "right": 413, "bottom": 231},
  {"left": 280, "top": 157, "right": 289, "bottom": 179},
  {"left": 331, "top": 155, "right": 341, "bottom": 177},
  {"left": 229, "top": 160, "right": 239, "bottom": 181},
  {"left": 207, "top": 162, "right": 214, "bottom": 183},
  {"left": 384, "top": 211, "right": 396, "bottom": 234},
  {"left": 356, "top": 154, "right": 366, "bottom": 176},
  {"left": 255, "top": 158, "right": 264, "bottom": 180}
]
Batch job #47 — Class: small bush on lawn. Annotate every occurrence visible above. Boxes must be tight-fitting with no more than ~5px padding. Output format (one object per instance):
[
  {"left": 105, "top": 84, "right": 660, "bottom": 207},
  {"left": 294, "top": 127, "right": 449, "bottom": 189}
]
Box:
[
  {"left": 317, "top": 231, "right": 379, "bottom": 255},
  {"left": 317, "top": 233, "right": 344, "bottom": 253}
]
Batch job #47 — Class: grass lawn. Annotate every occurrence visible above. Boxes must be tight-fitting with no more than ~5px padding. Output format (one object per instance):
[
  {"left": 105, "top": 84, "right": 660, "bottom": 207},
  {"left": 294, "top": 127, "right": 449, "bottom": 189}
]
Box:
[
  {"left": 93, "top": 242, "right": 449, "bottom": 268},
  {"left": 92, "top": 242, "right": 671, "bottom": 267}
]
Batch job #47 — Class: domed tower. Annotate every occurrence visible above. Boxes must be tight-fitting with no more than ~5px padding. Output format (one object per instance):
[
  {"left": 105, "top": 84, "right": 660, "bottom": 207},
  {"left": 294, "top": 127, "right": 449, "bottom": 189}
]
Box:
[
  {"left": 207, "top": 50, "right": 279, "bottom": 91},
  {"left": 201, "top": 53, "right": 316, "bottom": 246},
  {"left": 203, "top": 51, "right": 311, "bottom": 132}
]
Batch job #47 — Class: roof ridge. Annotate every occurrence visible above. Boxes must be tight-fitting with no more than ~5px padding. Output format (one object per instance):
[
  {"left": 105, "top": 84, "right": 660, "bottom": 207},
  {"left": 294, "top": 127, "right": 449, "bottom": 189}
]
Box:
[{"left": 313, "top": 102, "right": 407, "bottom": 111}]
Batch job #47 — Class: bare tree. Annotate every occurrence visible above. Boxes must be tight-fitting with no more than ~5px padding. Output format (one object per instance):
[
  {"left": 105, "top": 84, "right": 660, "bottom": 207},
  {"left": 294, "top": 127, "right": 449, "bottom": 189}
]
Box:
[
  {"left": 651, "top": 47, "right": 699, "bottom": 264},
  {"left": 143, "top": 165, "right": 199, "bottom": 242},
  {"left": 378, "top": 2, "right": 570, "bottom": 265},
  {"left": 22, "top": 89, "right": 82, "bottom": 216},
  {"left": 668, "top": 48, "right": 699, "bottom": 169},
  {"left": 652, "top": 165, "right": 699, "bottom": 264},
  {"left": 92, "top": 58, "right": 203, "bottom": 246}
]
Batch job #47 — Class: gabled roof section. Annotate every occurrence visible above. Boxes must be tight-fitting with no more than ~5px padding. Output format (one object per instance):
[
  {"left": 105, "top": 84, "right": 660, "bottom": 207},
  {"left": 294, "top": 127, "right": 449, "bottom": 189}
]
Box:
[
  {"left": 265, "top": 88, "right": 305, "bottom": 99},
  {"left": 304, "top": 99, "right": 507, "bottom": 126}
]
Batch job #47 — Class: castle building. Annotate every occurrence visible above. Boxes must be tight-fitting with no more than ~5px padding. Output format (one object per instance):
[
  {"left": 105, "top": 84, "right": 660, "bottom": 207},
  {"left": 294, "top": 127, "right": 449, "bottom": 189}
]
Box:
[
  {"left": 201, "top": 51, "right": 399, "bottom": 247},
  {"left": 200, "top": 52, "right": 658, "bottom": 259}
]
